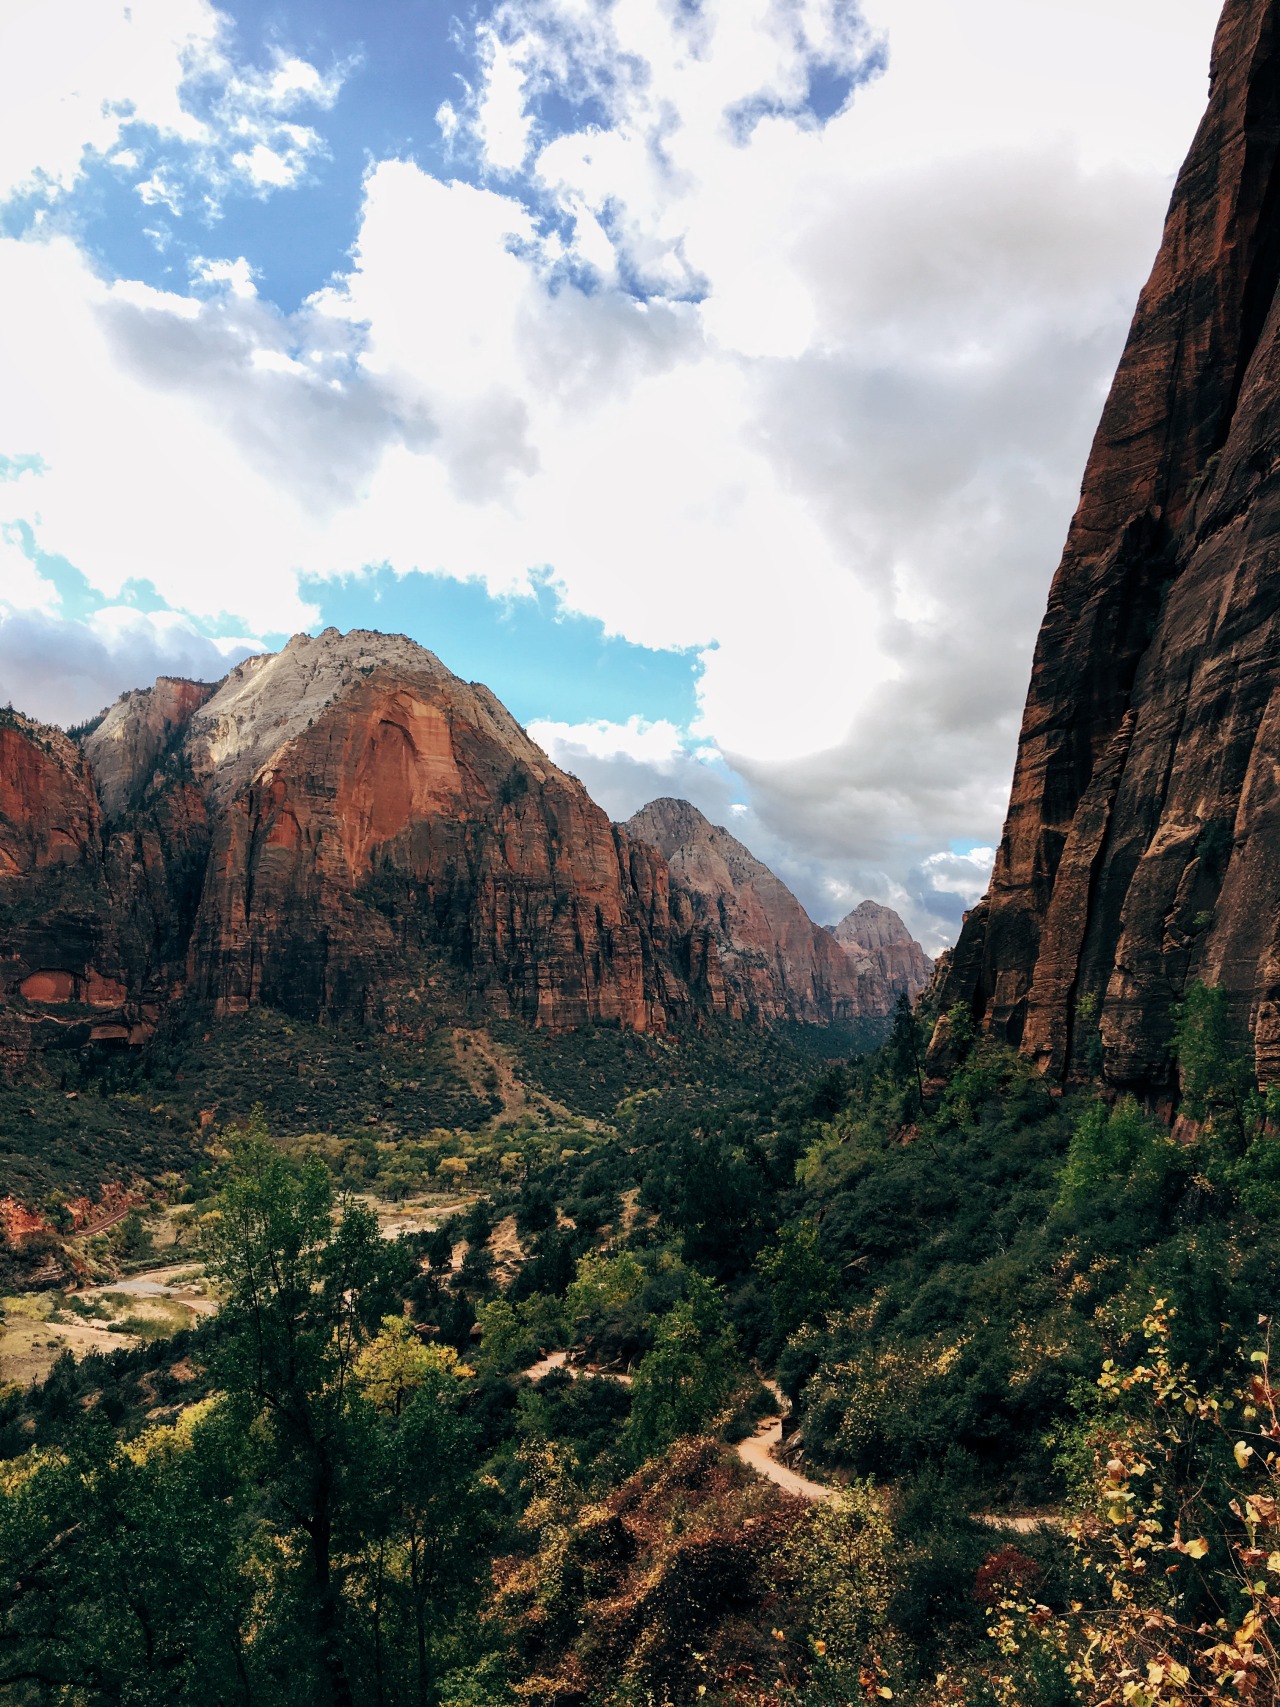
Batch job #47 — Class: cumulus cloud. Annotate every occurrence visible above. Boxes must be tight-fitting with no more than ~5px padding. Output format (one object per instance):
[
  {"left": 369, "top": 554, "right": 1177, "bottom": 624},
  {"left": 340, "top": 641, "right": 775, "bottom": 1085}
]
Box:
[
  {"left": 0, "top": 0, "right": 1224, "bottom": 947},
  {"left": 0, "top": 604, "right": 255, "bottom": 728},
  {"left": 531, "top": 715, "right": 742, "bottom": 824},
  {"left": 0, "top": 0, "right": 342, "bottom": 210}
]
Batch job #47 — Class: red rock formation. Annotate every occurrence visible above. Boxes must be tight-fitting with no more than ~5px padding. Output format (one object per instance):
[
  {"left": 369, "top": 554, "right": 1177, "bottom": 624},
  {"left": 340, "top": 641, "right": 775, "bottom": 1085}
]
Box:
[
  {"left": 0, "top": 713, "right": 127, "bottom": 1059},
  {"left": 184, "top": 636, "right": 674, "bottom": 1031},
  {"left": 935, "top": 0, "right": 1280, "bottom": 1088},
  {"left": 623, "top": 797, "right": 860, "bottom": 1024},
  {"left": 0, "top": 631, "right": 881, "bottom": 1049},
  {"left": 0, "top": 713, "right": 99, "bottom": 878},
  {"left": 829, "top": 900, "right": 933, "bottom": 1015}
]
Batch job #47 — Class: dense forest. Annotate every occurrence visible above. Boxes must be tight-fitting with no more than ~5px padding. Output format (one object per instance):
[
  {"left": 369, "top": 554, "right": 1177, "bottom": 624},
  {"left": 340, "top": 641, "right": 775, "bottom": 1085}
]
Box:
[{"left": 1, "top": 988, "right": 1278, "bottom": 1705}]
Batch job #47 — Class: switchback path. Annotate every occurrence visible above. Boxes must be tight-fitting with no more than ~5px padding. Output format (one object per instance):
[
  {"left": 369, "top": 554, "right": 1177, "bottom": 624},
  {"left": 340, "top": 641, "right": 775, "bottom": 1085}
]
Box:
[
  {"left": 737, "top": 1406, "right": 833, "bottom": 1503},
  {"left": 519, "top": 1358, "right": 835, "bottom": 1501}
]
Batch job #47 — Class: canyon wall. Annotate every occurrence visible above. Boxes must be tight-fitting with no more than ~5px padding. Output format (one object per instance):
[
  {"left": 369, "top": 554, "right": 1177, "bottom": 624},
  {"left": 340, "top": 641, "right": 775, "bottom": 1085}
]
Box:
[
  {"left": 0, "top": 630, "right": 889, "bottom": 1056},
  {"left": 935, "top": 0, "right": 1280, "bottom": 1088}
]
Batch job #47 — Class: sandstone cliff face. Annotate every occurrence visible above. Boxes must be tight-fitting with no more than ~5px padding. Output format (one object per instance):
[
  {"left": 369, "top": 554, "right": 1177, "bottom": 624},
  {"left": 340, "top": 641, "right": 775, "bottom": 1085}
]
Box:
[
  {"left": 0, "top": 713, "right": 130, "bottom": 1053},
  {"left": 0, "top": 630, "right": 900, "bottom": 1045},
  {"left": 623, "top": 798, "right": 860, "bottom": 1024},
  {"left": 829, "top": 900, "right": 933, "bottom": 1014},
  {"left": 184, "top": 633, "right": 673, "bottom": 1031},
  {"left": 2, "top": 630, "right": 856, "bottom": 1048},
  {"left": 84, "top": 677, "right": 215, "bottom": 818},
  {"left": 936, "top": 0, "right": 1280, "bottom": 1088}
]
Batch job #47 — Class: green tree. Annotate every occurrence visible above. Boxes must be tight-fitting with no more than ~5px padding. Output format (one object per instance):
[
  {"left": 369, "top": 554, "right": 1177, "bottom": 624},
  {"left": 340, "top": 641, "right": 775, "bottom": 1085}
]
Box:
[
  {"left": 889, "top": 989, "right": 926, "bottom": 1116},
  {"left": 1056, "top": 1094, "right": 1171, "bottom": 1207},
  {"left": 350, "top": 1321, "right": 492, "bottom": 1706},
  {"left": 625, "top": 1274, "right": 744, "bottom": 1459},
  {"left": 0, "top": 1409, "right": 253, "bottom": 1704},
  {"left": 756, "top": 1220, "right": 836, "bottom": 1346},
  {"left": 1173, "top": 981, "right": 1257, "bottom": 1149},
  {"left": 202, "top": 1118, "right": 411, "bottom": 1707}
]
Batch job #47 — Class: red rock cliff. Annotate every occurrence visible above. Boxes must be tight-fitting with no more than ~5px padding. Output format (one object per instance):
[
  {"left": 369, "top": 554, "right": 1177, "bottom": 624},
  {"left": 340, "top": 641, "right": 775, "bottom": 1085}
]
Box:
[
  {"left": 936, "top": 0, "right": 1280, "bottom": 1088},
  {"left": 184, "top": 636, "right": 675, "bottom": 1031},
  {"left": 623, "top": 797, "right": 860, "bottom": 1024},
  {"left": 1, "top": 631, "right": 891, "bottom": 1044}
]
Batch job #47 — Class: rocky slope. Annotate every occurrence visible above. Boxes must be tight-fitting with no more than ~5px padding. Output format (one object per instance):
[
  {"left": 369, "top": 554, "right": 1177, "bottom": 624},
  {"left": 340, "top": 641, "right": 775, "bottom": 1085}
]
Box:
[
  {"left": 0, "top": 631, "right": 876, "bottom": 1059},
  {"left": 624, "top": 799, "right": 893, "bottom": 1024},
  {"left": 934, "top": 0, "right": 1280, "bottom": 1088},
  {"left": 828, "top": 900, "right": 933, "bottom": 1012}
]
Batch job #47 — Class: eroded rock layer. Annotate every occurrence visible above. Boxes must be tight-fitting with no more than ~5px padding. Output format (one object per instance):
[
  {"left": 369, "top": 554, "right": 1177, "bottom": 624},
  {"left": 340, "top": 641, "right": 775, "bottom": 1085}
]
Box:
[
  {"left": 828, "top": 900, "right": 933, "bottom": 1014},
  {"left": 936, "top": 0, "right": 1280, "bottom": 1088},
  {"left": 0, "top": 631, "right": 874, "bottom": 1057},
  {"left": 623, "top": 798, "right": 864, "bottom": 1024}
]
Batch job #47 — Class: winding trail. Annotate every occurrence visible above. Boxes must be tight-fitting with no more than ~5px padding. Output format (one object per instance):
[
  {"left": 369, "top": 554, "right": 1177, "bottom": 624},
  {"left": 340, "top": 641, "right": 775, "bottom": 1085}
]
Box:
[
  {"left": 520, "top": 1357, "right": 834, "bottom": 1501},
  {"left": 736, "top": 1405, "right": 833, "bottom": 1503}
]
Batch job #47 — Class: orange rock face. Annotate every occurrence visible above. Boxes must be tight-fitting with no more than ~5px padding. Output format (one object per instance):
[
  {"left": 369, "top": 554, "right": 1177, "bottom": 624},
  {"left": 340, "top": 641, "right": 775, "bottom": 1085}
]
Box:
[
  {"left": 935, "top": 0, "right": 1280, "bottom": 1088},
  {"left": 0, "top": 714, "right": 99, "bottom": 877},
  {"left": 1, "top": 631, "right": 895, "bottom": 1051},
  {"left": 185, "top": 648, "right": 670, "bottom": 1031},
  {"left": 624, "top": 798, "right": 862, "bottom": 1024}
]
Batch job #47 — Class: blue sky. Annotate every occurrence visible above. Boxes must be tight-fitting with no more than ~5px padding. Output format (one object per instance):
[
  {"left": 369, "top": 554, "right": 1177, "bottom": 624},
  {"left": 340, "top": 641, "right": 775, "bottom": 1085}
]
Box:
[{"left": 0, "top": 0, "right": 1222, "bottom": 945}]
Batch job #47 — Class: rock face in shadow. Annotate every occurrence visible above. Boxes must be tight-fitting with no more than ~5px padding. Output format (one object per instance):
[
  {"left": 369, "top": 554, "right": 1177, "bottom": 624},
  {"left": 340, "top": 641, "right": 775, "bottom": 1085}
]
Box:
[
  {"left": 623, "top": 798, "right": 861, "bottom": 1024},
  {"left": 0, "top": 631, "right": 884, "bottom": 1055},
  {"left": 934, "top": 0, "right": 1280, "bottom": 1088},
  {"left": 84, "top": 678, "right": 215, "bottom": 818},
  {"left": 828, "top": 900, "right": 933, "bottom": 1013}
]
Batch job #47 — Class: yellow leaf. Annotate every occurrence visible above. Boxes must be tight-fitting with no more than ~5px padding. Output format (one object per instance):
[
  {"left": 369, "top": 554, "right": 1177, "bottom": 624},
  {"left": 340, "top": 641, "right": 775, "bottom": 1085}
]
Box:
[
  {"left": 1184, "top": 1537, "right": 1209, "bottom": 1559},
  {"left": 1267, "top": 1552, "right": 1280, "bottom": 1573},
  {"left": 877, "top": 1691, "right": 893, "bottom": 1700},
  {"left": 1235, "top": 1441, "right": 1253, "bottom": 1470}
]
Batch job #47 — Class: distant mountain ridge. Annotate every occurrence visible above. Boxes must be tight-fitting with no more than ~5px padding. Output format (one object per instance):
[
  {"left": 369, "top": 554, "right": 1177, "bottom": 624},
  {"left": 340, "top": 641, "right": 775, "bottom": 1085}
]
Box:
[
  {"left": 0, "top": 629, "right": 924, "bottom": 1063},
  {"left": 827, "top": 900, "right": 933, "bottom": 1013},
  {"left": 623, "top": 799, "right": 930, "bottom": 1027}
]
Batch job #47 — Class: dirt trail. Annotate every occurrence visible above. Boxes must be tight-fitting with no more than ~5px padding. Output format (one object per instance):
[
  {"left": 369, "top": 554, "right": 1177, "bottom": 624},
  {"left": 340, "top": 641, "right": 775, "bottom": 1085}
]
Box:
[
  {"left": 736, "top": 1410, "right": 833, "bottom": 1503},
  {"left": 519, "top": 1358, "right": 836, "bottom": 1501},
  {"left": 522, "top": 1349, "right": 633, "bottom": 1385}
]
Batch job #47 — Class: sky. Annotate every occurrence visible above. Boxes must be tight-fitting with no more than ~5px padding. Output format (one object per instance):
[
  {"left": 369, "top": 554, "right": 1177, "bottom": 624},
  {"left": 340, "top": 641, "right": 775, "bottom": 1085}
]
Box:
[{"left": 0, "top": 0, "right": 1224, "bottom": 951}]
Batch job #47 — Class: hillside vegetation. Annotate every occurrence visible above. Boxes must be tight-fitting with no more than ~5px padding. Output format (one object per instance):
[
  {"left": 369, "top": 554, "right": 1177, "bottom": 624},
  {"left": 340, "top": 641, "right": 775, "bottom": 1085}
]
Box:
[{"left": 1, "top": 988, "right": 1277, "bottom": 1704}]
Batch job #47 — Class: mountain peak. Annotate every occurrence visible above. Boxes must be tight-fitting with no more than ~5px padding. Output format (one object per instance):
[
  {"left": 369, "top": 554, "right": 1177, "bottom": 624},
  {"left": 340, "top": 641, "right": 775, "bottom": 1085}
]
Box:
[
  {"left": 828, "top": 898, "right": 933, "bottom": 1007},
  {"left": 184, "top": 627, "right": 454, "bottom": 802},
  {"left": 832, "top": 899, "right": 914, "bottom": 952},
  {"left": 624, "top": 796, "right": 862, "bottom": 1024}
]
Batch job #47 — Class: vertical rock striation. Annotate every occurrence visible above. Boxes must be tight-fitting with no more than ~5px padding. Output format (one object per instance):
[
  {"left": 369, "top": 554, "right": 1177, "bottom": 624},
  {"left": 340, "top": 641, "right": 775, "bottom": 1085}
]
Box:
[
  {"left": 623, "top": 798, "right": 861, "bottom": 1024},
  {"left": 828, "top": 900, "right": 933, "bottom": 1013},
  {"left": 936, "top": 0, "right": 1280, "bottom": 1088},
  {"left": 1, "top": 630, "right": 892, "bottom": 1052}
]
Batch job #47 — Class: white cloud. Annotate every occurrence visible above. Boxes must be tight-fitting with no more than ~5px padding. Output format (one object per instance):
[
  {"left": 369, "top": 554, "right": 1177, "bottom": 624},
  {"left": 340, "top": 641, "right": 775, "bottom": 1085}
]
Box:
[
  {"left": 920, "top": 846, "right": 997, "bottom": 903},
  {"left": 475, "top": 28, "right": 535, "bottom": 174},
  {"left": 0, "top": 530, "right": 60, "bottom": 615},
  {"left": 0, "top": 0, "right": 1224, "bottom": 946},
  {"left": 528, "top": 714, "right": 689, "bottom": 768},
  {"left": 0, "top": 1, "right": 341, "bottom": 211},
  {"left": 0, "top": 0, "right": 214, "bottom": 201},
  {"left": 0, "top": 603, "right": 255, "bottom": 728}
]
